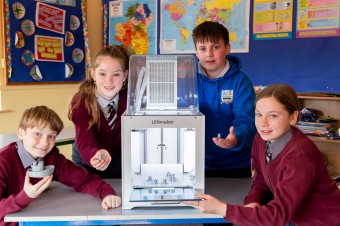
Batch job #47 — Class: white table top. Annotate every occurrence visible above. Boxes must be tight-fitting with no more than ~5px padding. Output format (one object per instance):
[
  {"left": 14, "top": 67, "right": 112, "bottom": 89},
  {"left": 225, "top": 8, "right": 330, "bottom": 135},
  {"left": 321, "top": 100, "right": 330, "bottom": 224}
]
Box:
[
  {"left": 0, "top": 126, "right": 75, "bottom": 148},
  {"left": 5, "top": 178, "right": 251, "bottom": 225}
]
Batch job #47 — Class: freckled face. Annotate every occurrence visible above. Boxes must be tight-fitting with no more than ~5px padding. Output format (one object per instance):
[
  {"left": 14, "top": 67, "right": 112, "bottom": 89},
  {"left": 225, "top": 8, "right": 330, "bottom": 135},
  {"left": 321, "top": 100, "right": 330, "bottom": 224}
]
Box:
[
  {"left": 255, "top": 97, "right": 298, "bottom": 143},
  {"left": 17, "top": 126, "right": 57, "bottom": 158},
  {"left": 91, "top": 56, "right": 127, "bottom": 100}
]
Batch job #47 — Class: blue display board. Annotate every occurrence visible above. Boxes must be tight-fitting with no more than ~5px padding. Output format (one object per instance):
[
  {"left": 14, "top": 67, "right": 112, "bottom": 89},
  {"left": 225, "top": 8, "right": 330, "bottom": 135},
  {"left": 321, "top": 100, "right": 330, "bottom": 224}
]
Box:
[{"left": 5, "top": 0, "right": 87, "bottom": 84}]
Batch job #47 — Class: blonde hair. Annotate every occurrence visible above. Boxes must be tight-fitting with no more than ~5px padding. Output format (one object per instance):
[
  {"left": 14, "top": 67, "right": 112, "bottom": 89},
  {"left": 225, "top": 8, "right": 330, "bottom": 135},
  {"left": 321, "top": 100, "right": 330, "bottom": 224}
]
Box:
[
  {"left": 68, "top": 45, "right": 130, "bottom": 129},
  {"left": 19, "top": 106, "right": 64, "bottom": 134}
]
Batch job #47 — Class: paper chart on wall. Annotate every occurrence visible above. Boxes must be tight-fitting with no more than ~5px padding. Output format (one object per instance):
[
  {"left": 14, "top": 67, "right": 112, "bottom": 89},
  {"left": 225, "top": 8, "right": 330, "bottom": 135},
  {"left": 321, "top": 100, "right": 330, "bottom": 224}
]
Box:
[
  {"left": 296, "top": 0, "right": 340, "bottom": 38},
  {"left": 160, "top": 0, "right": 250, "bottom": 53},
  {"left": 253, "top": 0, "right": 293, "bottom": 40},
  {"left": 107, "top": 0, "right": 157, "bottom": 55}
]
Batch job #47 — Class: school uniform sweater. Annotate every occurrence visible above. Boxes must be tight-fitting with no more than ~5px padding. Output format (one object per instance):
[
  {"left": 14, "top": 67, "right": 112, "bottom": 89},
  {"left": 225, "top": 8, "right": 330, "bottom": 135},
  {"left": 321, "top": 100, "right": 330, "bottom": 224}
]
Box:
[
  {"left": 0, "top": 142, "right": 116, "bottom": 225},
  {"left": 197, "top": 55, "right": 256, "bottom": 171},
  {"left": 70, "top": 89, "right": 127, "bottom": 166},
  {"left": 225, "top": 127, "right": 340, "bottom": 226}
]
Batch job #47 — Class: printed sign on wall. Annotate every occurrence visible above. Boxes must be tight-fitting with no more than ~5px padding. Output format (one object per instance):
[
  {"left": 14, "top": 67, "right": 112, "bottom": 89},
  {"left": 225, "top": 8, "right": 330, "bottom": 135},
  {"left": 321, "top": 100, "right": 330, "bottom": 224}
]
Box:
[
  {"left": 35, "top": 2, "right": 66, "bottom": 34},
  {"left": 35, "top": 35, "right": 64, "bottom": 62}
]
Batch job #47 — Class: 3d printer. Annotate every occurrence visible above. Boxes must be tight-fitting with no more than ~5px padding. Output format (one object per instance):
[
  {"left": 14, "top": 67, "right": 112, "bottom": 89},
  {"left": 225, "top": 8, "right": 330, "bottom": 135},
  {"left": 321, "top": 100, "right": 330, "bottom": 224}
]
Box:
[{"left": 122, "top": 55, "right": 205, "bottom": 209}]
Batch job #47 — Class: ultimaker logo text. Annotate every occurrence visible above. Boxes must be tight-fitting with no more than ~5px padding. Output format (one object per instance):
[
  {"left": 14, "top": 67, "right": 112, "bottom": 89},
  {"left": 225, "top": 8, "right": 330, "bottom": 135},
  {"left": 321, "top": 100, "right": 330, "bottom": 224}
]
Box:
[{"left": 152, "top": 120, "right": 174, "bottom": 125}]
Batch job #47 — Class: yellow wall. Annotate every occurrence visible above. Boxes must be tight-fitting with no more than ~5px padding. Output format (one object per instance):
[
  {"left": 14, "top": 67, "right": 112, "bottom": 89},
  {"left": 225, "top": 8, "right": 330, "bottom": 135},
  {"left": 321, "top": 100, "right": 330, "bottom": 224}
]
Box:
[{"left": 0, "top": 1, "right": 103, "bottom": 158}]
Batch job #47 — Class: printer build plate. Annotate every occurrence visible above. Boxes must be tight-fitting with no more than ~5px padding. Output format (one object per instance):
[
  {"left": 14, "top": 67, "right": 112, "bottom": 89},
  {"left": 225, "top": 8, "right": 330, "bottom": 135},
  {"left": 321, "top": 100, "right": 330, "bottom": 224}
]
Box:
[{"left": 130, "top": 187, "right": 201, "bottom": 202}]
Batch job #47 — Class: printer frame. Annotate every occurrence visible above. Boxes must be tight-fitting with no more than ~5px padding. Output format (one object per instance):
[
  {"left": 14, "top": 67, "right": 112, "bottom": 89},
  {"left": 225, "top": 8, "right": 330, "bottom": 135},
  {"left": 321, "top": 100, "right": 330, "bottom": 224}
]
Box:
[{"left": 121, "top": 55, "right": 204, "bottom": 209}]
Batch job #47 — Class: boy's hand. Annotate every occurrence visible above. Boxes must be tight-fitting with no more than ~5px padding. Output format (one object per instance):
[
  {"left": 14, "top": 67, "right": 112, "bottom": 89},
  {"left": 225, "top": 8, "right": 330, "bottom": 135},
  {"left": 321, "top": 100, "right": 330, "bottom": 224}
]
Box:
[
  {"left": 23, "top": 172, "right": 53, "bottom": 198},
  {"left": 90, "top": 149, "right": 111, "bottom": 171},
  {"left": 102, "top": 195, "right": 122, "bottom": 209},
  {"left": 212, "top": 126, "right": 237, "bottom": 149}
]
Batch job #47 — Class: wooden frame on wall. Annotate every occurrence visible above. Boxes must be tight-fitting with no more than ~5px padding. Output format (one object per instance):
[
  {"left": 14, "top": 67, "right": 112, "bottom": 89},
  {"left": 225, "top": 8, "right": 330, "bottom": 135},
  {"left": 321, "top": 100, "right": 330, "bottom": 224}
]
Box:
[{"left": 1, "top": 0, "right": 6, "bottom": 86}]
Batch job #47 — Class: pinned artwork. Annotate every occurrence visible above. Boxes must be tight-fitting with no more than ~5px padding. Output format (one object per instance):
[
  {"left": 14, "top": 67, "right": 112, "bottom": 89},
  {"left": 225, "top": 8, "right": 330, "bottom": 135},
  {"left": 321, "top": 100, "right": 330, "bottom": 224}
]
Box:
[
  {"left": 6, "top": 0, "right": 87, "bottom": 84},
  {"left": 30, "top": 65, "right": 43, "bottom": 81},
  {"left": 34, "top": 0, "right": 76, "bottom": 7},
  {"left": 70, "top": 15, "right": 80, "bottom": 30},
  {"left": 72, "top": 48, "right": 84, "bottom": 63},
  {"left": 35, "top": 35, "right": 64, "bottom": 62},
  {"left": 21, "top": 19, "right": 35, "bottom": 36},
  {"left": 65, "top": 63, "right": 74, "bottom": 78},
  {"left": 65, "top": 31, "right": 74, "bottom": 46},
  {"left": 15, "top": 31, "right": 25, "bottom": 48},
  {"left": 21, "top": 50, "right": 35, "bottom": 66},
  {"left": 35, "top": 2, "right": 66, "bottom": 34},
  {"left": 12, "top": 2, "right": 25, "bottom": 19}
]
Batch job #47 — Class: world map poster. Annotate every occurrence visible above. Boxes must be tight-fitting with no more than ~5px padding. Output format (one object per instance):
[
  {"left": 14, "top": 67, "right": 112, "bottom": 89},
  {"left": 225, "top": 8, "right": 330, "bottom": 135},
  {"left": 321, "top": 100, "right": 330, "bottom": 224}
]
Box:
[
  {"left": 160, "top": 0, "right": 250, "bottom": 54},
  {"left": 107, "top": 0, "right": 157, "bottom": 55}
]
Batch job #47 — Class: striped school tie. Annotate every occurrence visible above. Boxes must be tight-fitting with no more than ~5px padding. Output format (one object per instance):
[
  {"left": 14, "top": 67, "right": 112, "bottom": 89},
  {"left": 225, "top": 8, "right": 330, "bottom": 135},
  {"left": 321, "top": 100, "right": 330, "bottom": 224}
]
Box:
[
  {"left": 107, "top": 103, "right": 117, "bottom": 130},
  {"left": 266, "top": 141, "right": 272, "bottom": 163}
]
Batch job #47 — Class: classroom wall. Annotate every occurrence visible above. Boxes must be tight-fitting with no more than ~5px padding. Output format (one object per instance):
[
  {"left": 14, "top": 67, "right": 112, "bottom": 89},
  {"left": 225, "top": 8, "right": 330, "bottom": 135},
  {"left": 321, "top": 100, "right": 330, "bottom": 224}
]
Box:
[
  {"left": 0, "top": 1, "right": 103, "bottom": 158},
  {"left": 0, "top": 0, "right": 103, "bottom": 134}
]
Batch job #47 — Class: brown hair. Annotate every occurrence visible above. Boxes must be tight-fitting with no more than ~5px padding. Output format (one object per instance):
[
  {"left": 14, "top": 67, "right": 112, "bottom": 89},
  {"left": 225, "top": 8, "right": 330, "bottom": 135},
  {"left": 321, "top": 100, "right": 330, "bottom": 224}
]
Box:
[
  {"left": 192, "top": 21, "right": 229, "bottom": 48},
  {"left": 256, "top": 84, "right": 300, "bottom": 114},
  {"left": 19, "top": 106, "right": 64, "bottom": 134},
  {"left": 67, "top": 45, "right": 130, "bottom": 129}
]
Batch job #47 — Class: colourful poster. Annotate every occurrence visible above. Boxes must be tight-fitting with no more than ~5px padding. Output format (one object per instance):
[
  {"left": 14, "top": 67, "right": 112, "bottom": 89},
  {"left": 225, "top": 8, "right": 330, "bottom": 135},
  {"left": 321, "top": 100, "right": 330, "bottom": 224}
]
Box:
[
  {"left": 35, "top": 2, "right": 66, "bottom": 34},
  {"left": 253, "top": 0, "right": 293, "bottom": 40},
  {"left": 35, "top": 35, "right": 64, "bottom": 62},
  {"left": 108, "top": 0, "right": 157, "bottom": 55},
  {"left": 160, "top": 0, "right": 250, "bottom": 53},
  {"left": 6, "top": 0, "right": 86, "bottom": 83},
  {"left": 296, "top": 0, "right": 340, "bottom": 38}
]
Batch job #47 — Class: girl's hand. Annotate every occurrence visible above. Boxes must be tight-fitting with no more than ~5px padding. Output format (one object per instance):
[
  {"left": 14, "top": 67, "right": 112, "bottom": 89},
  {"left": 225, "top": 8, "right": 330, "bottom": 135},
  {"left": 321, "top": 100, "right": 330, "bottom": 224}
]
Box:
[
  {"left": 244, "top": 202, "right": 261, "bottom": 208},
  {"left": 102, "top": 195, "right": 122, "bottom": 209},
  {"left": 183, "top": 194, "right": 227, "bottom": 217},
  {"left": 212, "top": 126, "right": 237, "bottom": 149},
  {"left": 90, "top": 149, "right": 111, "bottom": 171},
  {"left": 23, "top": 172, "right": 53, "bottom": 198}
]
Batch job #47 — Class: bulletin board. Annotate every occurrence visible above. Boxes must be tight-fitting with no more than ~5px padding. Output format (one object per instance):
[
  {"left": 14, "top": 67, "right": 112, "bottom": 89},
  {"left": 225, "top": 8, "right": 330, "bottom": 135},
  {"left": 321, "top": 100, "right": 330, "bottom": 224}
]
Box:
[
  {"left": 235, "top": 0, "right": 340, "bottom": 93},
  {"left": 4, "top": 0, "right": 89, "bottom": 84},
  {"left": 236, "top": 36, "right": 340, "bottom": 93},
  {"left": 102, "top": 0, "right": 340, "bottom": 93}
]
